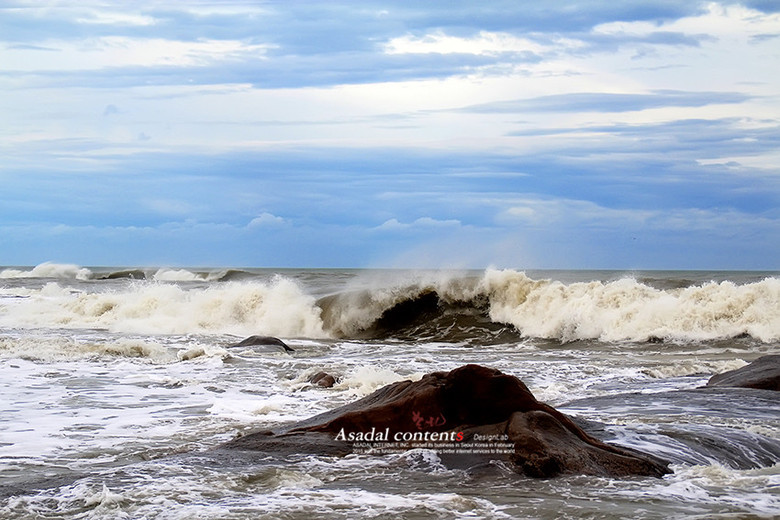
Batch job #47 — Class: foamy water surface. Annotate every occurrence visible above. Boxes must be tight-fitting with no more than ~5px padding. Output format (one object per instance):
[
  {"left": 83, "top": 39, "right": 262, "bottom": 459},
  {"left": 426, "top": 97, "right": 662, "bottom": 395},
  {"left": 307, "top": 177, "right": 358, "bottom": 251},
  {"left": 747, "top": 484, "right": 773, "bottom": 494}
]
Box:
[{"left": 1, "top": 264, "right": 778, "bottom": 519}]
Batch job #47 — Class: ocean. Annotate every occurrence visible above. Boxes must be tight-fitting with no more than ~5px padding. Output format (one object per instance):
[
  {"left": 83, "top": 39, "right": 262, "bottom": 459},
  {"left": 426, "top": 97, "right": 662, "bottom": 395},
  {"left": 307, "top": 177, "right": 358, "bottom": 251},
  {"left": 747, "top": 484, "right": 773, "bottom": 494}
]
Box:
[{"left": 0, "top": 263, "right": 778, "bottom": 519}]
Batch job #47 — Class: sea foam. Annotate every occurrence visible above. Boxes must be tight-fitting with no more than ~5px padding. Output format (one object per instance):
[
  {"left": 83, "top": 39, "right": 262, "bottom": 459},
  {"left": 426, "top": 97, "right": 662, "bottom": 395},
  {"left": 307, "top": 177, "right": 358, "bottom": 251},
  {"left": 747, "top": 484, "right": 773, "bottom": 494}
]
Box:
[
  {"left": 0, "top": 262, "right": 93, "bottom": 280},
  {"left": 0, "top": 276, "right": 326, "bottom": 338},
  {"left": 483, "top": 269, "right": 780, "bottom": 343}
]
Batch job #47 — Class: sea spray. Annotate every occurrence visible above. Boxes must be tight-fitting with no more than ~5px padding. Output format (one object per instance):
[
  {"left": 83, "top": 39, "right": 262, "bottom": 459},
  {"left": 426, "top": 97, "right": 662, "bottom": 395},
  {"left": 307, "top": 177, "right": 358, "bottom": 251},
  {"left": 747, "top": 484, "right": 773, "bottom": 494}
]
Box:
[
  {"left": 318, "top": 270, "right": 482, "bottom": 337},
  {"left": 0, "top": 262, "right": 93, "bottom": 280},
  {"left": 336, "top": 365, "right": 422, "bottom": 397},
  {"left": 0, "top": 276, "right": 326, "bottom": 338},
  {"left": 482, "top": 269, "right": 780, "bottom": 343}
]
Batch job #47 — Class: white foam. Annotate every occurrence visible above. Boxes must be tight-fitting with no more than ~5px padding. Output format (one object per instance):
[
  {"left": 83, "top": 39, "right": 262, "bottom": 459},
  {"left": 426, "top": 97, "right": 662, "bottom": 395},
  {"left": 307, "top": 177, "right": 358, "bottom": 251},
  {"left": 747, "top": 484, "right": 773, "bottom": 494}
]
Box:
[
  {"left": 0, "top": 276, "right": 327, "bottom": 338},
  {"left": 482, "top": 269, "right": 780, "bottom": 342},
  {"left": 176, "top": 345, "right": 231, "bottom": 361},
  {"left": 335, "top": 365, "right": 422, "bottom": 397},
  {"left": 83, "top": 484, "right": 125, "bottom": 508},
  {"left": 151, "top": 268, "right": 204, "bottom": 282},
  {"left": 0, "top": 335, "right": 178, "bottom": 363},
  {"left": 0, "top": 262, "right": 93, "bottom": 280},
  {"left": 638, "top": 463, "right": 780, "bottom": 516},
  {"left": 2, "top": 466, "right": 510, "bottom": 520},
  {"left": 246, "top": 487, "right": 511, "bottom": 519},
  {"left": 641, "top": 359, "right": 749, "bottom": 379},
  {"left": 207, "top": 393, "right": 304, "bottom": 423},
  {"left": 257, "top": 468, "right": 325, "bottom": 490}
]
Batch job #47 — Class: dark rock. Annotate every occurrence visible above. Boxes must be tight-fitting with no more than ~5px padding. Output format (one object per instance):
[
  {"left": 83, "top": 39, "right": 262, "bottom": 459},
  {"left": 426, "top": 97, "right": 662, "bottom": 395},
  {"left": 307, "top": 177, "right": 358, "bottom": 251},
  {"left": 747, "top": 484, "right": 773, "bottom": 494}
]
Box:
[
  {"left": 227, "top": 335, "right": 294, "bottom": 353},
  {"left": 222, "top": 364, "right": 671, "bottom": 478},
  {"left": 706, "top": 355, "right": 780, "bottom": 391},
  {"left": 221, "top": 430, "right": 352, "bottom": 458},
  {"left": 308, "top": 371, "right": 337, "bottom": 388}
]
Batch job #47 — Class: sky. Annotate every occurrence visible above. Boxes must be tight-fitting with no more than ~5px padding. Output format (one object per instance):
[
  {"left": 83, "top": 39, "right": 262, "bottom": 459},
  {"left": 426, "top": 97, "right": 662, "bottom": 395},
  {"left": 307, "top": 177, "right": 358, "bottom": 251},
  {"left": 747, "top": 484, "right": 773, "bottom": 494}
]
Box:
[{"left": 1, "top": 1, "right": 779, "bottom": 270}]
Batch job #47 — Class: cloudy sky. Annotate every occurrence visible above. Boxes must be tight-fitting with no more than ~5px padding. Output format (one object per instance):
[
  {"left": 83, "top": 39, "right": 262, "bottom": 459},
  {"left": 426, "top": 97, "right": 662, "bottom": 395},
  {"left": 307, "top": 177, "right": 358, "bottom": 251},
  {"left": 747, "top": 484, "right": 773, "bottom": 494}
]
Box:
[{"left": 1, "top": 1, "right": 779, "bottom": 269}]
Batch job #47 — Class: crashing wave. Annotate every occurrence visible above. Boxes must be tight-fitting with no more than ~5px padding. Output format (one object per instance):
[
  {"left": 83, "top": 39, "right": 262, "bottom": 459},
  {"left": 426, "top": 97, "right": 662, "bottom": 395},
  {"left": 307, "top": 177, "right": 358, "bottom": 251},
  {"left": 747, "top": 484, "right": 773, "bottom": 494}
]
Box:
[
  {"left": 0, "top": 262, "right": 93, "bottom": 280},
  {"left": 1, "top": 268, "right": 777, "bottom": 343},
  {"left": 319, "top": 269, "right": 779, "bottom": 343}
]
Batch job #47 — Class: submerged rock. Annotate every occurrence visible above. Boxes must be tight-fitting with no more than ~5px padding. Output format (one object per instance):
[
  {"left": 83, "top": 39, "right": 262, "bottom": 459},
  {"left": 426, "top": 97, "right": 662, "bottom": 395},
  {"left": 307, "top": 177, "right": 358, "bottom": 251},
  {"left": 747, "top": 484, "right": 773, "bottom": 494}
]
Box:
[
  {"left": 308, "top": 371, "right": 337, "bottom": 388},
  {"left": 227, "top": 335, "right": 294, "bottom": 353},
  {"left": 706, "top": 355, "right": 780, "bottom": 391},
  {"left": 223, "top": 364, "right": 670, "bottom": 478}
]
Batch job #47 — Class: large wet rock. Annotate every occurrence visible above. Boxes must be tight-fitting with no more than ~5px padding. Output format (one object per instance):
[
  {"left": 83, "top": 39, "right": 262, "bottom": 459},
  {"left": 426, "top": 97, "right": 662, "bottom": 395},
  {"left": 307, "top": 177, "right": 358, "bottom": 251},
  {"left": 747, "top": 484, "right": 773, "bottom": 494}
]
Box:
[
  {"left": 706, "top": 355, "right": 780, "bottom": 391},
  {"left": 223, "top": 364, "right": 670, "bottom": 478}
]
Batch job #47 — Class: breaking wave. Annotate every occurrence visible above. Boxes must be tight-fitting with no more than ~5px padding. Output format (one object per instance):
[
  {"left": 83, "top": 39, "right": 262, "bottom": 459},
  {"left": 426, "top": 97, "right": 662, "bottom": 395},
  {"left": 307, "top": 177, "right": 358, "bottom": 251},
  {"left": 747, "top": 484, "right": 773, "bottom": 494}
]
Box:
[
  {"left": 1, "top": 267, "right": 777, "bottom": 343},
  {"left": 0, "top": 277, "right": 326, "bottom": 338},
  {"left": 0, "top": 262, "right": 255, "bottom": 283},
  {"left": 0, "top": 262, "right": 93, "bottom": 280},
  {"left": 319, "top": 269, "right": 780, "bottom": 343},
  {"left": 482, "top": 269, "right": 779, "bottom": 343}
]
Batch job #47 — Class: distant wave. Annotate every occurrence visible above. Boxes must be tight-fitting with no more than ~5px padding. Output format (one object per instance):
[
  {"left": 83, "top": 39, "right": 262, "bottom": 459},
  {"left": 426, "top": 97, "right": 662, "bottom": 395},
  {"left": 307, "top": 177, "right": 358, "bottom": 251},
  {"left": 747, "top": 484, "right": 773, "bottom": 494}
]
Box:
[
  {"left": 0, "top": 262, "right": 93, "bottom": 280},
  {"left": 0, "top": 262, "right": 255, "bottom": 283},
  {"left": 149, "top": 268, "right": 255, "bottom": 282},
  {"left": 151, "top": 268, "right": 208, "bottom": 282}
]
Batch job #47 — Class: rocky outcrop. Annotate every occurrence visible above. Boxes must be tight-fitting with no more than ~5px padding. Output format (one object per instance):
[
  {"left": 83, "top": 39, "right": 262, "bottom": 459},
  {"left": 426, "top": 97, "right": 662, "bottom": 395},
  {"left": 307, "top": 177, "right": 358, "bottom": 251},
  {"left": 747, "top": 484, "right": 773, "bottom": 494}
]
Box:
[
  {"left": 223, "top": 364, "right": 670, "bottom": 478},
  {"left": 227, "top": 335, "right": 294, "bottom": 353},
  {"left": 706, "top": 355, "right": 780, "bottom": 391}
]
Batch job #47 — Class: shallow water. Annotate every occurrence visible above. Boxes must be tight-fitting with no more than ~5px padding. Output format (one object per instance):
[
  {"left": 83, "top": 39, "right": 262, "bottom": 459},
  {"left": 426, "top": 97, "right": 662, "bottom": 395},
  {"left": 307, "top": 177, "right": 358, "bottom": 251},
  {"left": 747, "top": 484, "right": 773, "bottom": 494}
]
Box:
[{"left": 1, "top": 265, "right": 778, "bottom": 518}]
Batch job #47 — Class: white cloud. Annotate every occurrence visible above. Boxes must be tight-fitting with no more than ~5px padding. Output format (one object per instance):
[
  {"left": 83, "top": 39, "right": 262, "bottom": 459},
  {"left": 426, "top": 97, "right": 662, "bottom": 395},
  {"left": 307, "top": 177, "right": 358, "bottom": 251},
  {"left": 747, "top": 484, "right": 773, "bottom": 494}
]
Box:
[
  {"left": 504, "top": 206, "right": 537, "bottom": 220},
  {"left": 376, "top": 218, "right": 405, "bottom": 231},
  {"left": 75, "top": 10, "right": 157, "bottom": 26},
  {"left": 497, "top": 197, "right": 778, "bottom": 239},
  {"left": 375, "top": 217, "right": 461, "bottom": 231},
  {"left": 499, "top": 198, "right": 654, "bottom": 226},
  {"left": 248, "top": 212, "right": 286, "bottom": 228},
  {"left": 592, "top": 3, "right": 780, "bottom": 41},
  {"left": 0, "top": 37, "right": 274, "bottom": 71},
  {"left": 670, "top": 3, "right": 780, "bottom": 38},
  {"left": 413, "top": 216, "right": 461, "bottom": 227},
  {"left": 384, "top": 30, "right": 547, "bottom": 56},
  {"left": 1, "top": 1, "right": 778, "bottom": 269}
]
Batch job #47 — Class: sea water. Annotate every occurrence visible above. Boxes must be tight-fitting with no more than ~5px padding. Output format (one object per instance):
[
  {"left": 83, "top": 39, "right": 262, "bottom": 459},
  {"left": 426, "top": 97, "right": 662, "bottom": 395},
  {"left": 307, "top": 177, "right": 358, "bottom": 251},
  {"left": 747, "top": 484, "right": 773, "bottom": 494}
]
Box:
[{"left": 0, "top": 263, "right": 778, "bottom": 519}]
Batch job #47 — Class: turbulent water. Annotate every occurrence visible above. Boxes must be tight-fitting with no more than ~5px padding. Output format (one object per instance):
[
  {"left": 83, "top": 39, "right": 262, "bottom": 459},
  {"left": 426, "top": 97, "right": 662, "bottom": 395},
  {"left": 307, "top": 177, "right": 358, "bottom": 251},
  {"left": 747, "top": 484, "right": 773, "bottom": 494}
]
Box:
[{"left": 1, "top": 263, "right": 778, "bottom": 519}]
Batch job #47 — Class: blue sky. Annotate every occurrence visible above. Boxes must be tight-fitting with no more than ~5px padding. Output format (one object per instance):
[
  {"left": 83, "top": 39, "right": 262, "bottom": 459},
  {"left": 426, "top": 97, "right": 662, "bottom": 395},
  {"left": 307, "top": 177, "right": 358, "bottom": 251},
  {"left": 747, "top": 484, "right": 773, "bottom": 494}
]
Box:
[{"left": 1, "top": 1, "right": 779, "bottom": 269}]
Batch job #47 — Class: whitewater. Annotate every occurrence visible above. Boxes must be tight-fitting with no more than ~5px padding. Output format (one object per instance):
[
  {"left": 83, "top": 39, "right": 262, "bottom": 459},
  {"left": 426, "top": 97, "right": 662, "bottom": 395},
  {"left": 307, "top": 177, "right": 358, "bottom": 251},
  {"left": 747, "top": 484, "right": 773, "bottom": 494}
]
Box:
[{"left": 1, "top": 263, "right": 778, "bottom": 519}]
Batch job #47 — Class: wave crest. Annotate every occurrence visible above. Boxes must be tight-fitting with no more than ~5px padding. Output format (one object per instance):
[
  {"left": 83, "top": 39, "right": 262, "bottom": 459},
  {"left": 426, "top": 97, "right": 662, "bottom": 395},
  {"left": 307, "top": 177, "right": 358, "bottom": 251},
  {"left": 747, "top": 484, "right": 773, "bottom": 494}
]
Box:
[
  {"left": 0, "top": 277, "right": 326, "bottom": 338},
  {"left": 1, "top": 268, "right": 777, "bottom": 343},
  {"left": 0, "top": 262, "right": 93, "bottom": 280},
  {"left": 318, "top": 269, "right": 779, "bottom": 343},
  {"left": 483, "top": 269, "right": 780, "bottom": 343},
  {"left": 317, "top": 272, "right": 518, "bottom": 342}
]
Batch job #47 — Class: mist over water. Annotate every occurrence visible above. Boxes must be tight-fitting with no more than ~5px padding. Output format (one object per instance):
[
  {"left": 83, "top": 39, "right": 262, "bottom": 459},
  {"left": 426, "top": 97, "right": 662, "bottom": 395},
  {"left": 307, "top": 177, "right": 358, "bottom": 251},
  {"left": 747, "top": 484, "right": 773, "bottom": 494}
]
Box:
[{"left": 1, "top": 264, "right": 778, "bottom": 519}]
